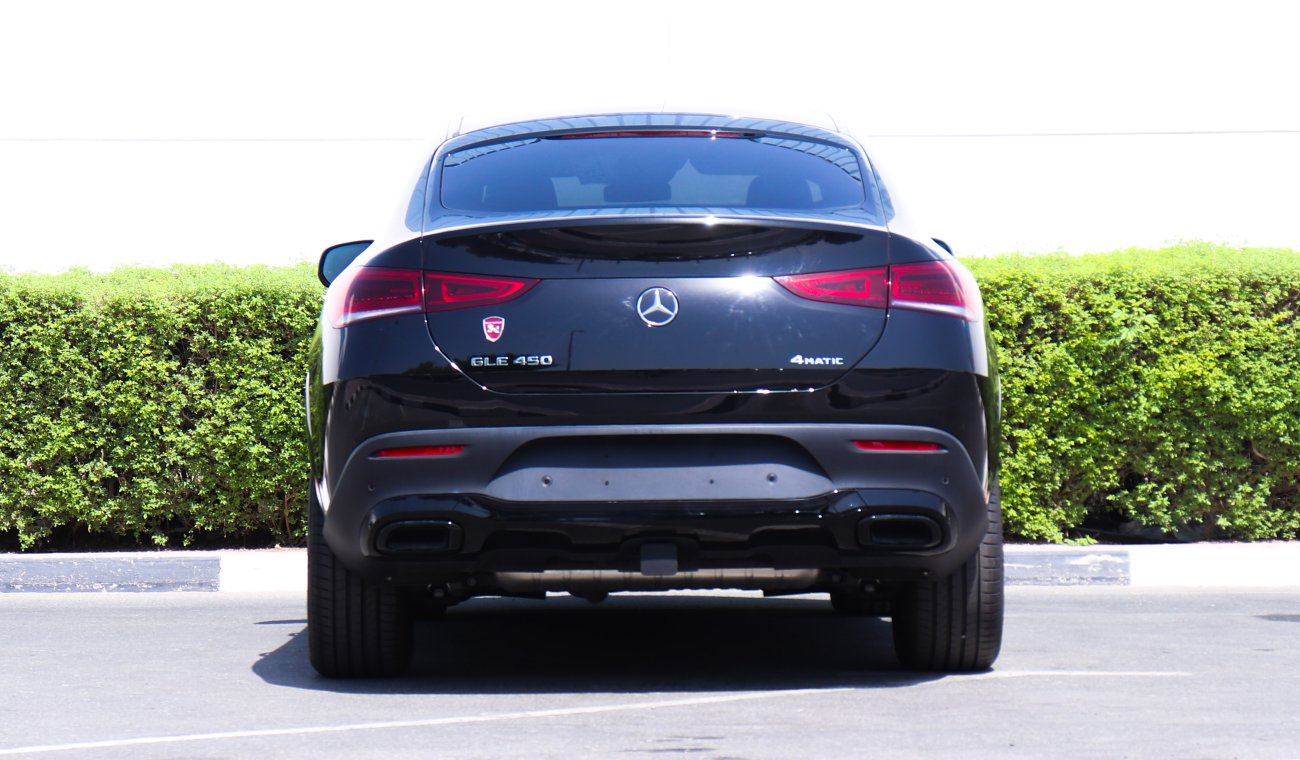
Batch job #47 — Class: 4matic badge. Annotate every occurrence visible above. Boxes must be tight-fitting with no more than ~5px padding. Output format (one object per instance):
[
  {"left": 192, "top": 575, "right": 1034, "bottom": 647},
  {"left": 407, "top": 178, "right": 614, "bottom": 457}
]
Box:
[
  {"left": 789, "top": 354, "right": 845, "bottom": 366},
  {"left": 482, "top": 316, "right": 505, "bottom": 343}
]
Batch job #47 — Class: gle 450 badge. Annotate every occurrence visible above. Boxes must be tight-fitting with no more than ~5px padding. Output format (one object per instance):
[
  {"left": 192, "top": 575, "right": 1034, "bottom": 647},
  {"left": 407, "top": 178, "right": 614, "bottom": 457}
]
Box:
[{"left": 482, "top": 316, "right": 505, "bottom": 343}]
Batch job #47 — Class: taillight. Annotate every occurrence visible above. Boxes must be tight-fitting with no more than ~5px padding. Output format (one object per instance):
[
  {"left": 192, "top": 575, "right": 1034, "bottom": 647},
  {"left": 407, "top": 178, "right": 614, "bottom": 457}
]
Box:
[
  {"left": 424, "top": 273, "right": 538, "bottom": 312},
  {"left": 854, "top": 440, "right": 945, "bottom": 453},
  {"left": 326, "top": 269, "right": 538, "bottom": 327},
  {"left": 371, "top": 445, "right": 465, "bottom": 458},
  {"left": 890, "top": 260, "right": 983, "bottom": 322},
  {"left": 325, "top": 267, "right": 423, "bottom": 328},
  {"left": 775, "top": 260, "right": 982, "bottom": 321},
  {"left": 775, "top": 268, "right": 889, "bottom": 308}
]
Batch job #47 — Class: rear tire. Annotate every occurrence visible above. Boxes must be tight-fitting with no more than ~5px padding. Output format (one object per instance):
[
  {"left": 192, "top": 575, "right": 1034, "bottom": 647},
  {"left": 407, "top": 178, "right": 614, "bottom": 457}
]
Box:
[
  {"left": 307, "top": 487, "right": 413, "bottom": 678},
  {"left": 891, "top": 482, "right": 1004, "bottom": 672}
]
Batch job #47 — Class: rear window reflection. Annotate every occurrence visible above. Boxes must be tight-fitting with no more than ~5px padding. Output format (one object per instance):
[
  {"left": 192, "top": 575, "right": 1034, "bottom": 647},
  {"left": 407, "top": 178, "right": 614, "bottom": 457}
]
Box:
[{"left": 440, "top": 134, "right": 869, "bottom": 215}]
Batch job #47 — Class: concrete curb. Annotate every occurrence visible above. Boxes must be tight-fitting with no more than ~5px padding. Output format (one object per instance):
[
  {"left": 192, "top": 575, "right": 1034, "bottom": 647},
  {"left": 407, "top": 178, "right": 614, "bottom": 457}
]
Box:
[
  {"left": 0, "top": 550, "right": 305, "bottom": 593},
  {"left": 2, "top": 544, "right": 1299, "bottom": 593},
  {"left": 1006, "top": 542, "right": 1300, "bottom": 587}
]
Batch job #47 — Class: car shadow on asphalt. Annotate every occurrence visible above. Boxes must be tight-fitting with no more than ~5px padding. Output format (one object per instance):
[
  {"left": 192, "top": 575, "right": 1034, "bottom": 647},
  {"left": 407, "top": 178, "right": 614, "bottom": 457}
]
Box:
[{"left": 251, "top": 594, "right": 946, "bottom": 694}]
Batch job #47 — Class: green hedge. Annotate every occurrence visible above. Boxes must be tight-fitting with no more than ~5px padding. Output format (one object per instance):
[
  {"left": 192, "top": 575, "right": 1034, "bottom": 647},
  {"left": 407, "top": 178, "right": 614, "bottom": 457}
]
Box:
[
  {"left": 1, "top": 243, "right": 1297, "bottom": 549},
  {"left": 969, "top": 243, "right": 1300, "bottom": 541},
  {"left": 0, "top": 265, "right": 319, "bottom": 549}
]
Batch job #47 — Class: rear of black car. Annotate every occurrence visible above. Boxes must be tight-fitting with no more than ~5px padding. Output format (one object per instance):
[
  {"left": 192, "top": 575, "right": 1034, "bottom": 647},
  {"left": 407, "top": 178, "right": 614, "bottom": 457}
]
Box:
[{"left": 305, "top": 115, "right": 1002, "bottom": 678}]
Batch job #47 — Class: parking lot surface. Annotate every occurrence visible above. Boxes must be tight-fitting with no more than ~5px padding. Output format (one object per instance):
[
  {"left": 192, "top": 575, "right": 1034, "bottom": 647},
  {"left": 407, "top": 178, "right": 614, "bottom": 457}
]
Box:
[{"left": 1, "top": 587, "right": 1298, "bottom": 758}]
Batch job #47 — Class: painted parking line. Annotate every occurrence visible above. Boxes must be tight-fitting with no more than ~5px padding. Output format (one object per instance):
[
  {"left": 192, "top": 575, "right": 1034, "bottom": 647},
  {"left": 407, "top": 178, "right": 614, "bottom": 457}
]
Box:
[
  {"left": 940, "top": 670, "right": 1194, "bottom": 681},
  {"left": 0, "top": 689, "right": 849, "bottom": 756},
  {"left": 0, "top": 671, "right": 1194, "bottom": 756}
]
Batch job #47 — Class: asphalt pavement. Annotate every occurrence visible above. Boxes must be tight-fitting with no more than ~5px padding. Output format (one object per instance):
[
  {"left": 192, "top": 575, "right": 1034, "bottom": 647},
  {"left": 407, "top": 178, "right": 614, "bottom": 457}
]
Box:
[{"left": 1, "top": 588, "right": 1298, "bottom": 759}]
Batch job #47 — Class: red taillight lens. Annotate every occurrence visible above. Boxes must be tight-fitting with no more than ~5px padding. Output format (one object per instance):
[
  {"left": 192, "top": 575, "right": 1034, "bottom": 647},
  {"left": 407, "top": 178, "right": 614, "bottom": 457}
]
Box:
[
  {"left": 775, "top": 268, "right": 889, "bottom": 308},
  {"left": 371, "top": 445, "right": 465, "bottom": 458},
  {"left": 891, "top": 261, "right": 983, "bottom": 322},
  {"left": 424, "top": 273, "right": 538, "bottom": 312},
  {"left": 327, "top": 269, "right": 539, "bottom": 327},
  {"left": 853, "top": 440, "right": 945, "bottom": 452},
  {"left": 775, "top": 261, "right": 982, "bottom": 321},
  {"left": 326, "top": 267, "right": 424, "bottom": 328}
]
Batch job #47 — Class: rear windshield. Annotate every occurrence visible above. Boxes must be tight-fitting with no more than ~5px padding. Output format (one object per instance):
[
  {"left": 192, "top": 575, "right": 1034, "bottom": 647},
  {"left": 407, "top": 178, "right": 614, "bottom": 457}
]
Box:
[{"left": 439, "top": 133, "right": 869, "bottom": 213}]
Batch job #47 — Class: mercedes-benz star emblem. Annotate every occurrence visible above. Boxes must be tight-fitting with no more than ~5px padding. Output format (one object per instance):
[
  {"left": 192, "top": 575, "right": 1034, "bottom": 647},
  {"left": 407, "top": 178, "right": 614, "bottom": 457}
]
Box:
[{"left": 636, "top": 287, "right": 679, "bottom": 327}]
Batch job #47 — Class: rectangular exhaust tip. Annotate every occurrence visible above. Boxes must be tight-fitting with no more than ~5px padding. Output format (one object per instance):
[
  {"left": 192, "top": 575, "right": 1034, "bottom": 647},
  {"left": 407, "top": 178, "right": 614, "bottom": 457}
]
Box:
[
  {"left": 858, "top": 514, "right": 944, "bottom": 549},
  {"left": 374, "top": 520, "right": 463, "bottom": 554}
]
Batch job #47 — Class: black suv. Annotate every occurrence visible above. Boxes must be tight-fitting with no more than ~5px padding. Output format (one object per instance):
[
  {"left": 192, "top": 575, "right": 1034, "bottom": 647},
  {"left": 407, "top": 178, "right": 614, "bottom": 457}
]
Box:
[{"left": 306, "top": 112, "right": 1002, "bottom": 677}]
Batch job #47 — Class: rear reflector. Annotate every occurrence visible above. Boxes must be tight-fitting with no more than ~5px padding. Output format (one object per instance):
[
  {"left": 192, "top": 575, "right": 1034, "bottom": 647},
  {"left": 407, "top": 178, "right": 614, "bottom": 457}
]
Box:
[
  {"left": 853, "top": 440, "right": 945, "bottom": 453},
  {"left": 776, "top": 260, "right": 983, "bottom": 321},
  {"left": 424, "top": 273, "right": 538, "bottom": 312},
  {"left": 371, "top": 445, "right": 466, "bottom": 459}
]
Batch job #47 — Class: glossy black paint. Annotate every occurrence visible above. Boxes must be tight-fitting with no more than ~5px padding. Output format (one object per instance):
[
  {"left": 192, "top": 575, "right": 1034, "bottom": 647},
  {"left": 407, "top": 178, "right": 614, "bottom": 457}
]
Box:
[
  {"left": 424, "top": 220, "right": 888, "bottom": 278},
  {"left": 305, "top": 114, "right": 1000, "bottom": 596},
  {"left": 308, "top": 357, "right": 996, "bottom": 583},
  {"left": 421, "top": 220, "right": 896, "bottom": 392},
  {"left": 313, "top": 369, "right": 992, "bottom": 482},
  {"left": 306, "top": 279, "right": 999, "bottom": 581}
]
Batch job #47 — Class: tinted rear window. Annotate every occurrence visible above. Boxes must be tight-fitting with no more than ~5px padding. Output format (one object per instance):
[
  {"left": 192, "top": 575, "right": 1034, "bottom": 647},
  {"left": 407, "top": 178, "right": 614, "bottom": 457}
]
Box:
[{"left": 439, "top": 134, "right": 868, "bottom": 213}]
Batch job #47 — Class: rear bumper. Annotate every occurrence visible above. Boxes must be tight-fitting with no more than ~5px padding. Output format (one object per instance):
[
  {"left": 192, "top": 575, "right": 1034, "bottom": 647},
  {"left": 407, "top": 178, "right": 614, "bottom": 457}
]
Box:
[{"left": 319, "top": 423, "right": 990, "bottom": 586}]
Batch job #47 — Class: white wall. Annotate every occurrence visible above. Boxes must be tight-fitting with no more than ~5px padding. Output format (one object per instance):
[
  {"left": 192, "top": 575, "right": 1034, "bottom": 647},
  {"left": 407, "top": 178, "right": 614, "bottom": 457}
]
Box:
[{"left": 2, "top": 0, "right": 1297, "bottom": 272}]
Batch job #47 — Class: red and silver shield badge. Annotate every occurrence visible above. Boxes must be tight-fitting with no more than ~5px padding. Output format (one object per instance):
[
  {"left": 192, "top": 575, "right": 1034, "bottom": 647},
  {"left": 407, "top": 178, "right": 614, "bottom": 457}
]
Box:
[{"left": 482, "top": 316, "right": 505, "bottom": 343}]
